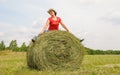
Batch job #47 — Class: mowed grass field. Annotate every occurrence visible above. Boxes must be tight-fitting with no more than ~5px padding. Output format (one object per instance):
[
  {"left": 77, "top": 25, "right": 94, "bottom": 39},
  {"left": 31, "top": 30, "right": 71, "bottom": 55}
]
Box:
[{"left": 0, "top": 51, "right": 120, "bottom": 75}]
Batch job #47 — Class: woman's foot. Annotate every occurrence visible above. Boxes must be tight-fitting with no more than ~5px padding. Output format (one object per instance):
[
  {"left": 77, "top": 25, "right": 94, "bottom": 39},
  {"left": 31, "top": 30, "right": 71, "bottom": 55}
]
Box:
[
  {"left": 32, "top": 36, "right": 37, "bottom": 43},
  {"left": 80, "top": 39, "right": 84, "bottom": 42}
]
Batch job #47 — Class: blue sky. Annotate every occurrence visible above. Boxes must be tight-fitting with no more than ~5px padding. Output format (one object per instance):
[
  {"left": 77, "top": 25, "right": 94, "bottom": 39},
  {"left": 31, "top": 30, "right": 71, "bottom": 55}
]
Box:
[{"left": 0, "top": 0, "right": 120, "bottom": 50}]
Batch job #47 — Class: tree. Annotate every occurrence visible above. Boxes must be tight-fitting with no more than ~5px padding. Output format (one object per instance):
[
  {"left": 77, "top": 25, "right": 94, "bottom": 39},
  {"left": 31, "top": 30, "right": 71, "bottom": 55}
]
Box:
[
  {"left": 0, "top": 41, "right": 6, "bottom": 50},
  {"left": 8, "top": 40, "right": 19, "bottom": 51},
  {"left": 20, "top": 42, "right": 27, "bottom": 51}
]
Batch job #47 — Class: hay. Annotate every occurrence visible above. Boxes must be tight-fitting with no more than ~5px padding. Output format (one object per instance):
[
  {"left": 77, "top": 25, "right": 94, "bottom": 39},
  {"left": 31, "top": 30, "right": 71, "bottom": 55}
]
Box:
[{"left": 27, "top": 30, "right": 85, "bottom": 71}]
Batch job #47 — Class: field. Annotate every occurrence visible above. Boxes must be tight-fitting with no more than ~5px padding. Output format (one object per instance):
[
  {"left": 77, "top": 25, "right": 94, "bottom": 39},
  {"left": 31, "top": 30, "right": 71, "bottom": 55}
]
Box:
[{"left": 0, "top": 51, "right": 120, "bottom": 75}]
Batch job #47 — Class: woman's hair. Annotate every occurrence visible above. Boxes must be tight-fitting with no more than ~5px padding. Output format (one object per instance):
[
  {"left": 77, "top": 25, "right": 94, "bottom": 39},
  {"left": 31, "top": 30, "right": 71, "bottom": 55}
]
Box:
[{"left": 47, "top": 8, "right": 57, "bottom": 16}]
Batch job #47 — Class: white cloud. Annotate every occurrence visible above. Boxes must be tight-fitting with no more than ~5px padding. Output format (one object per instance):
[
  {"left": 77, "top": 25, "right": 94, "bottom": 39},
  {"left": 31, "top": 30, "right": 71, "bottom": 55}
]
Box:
[
  {"left": 0, "top": 22, "right": 32, "bottom": 46},
  {"left": 18, "top": 26, "right": 28, "bottom": 33},
  {"left": 0, "top": 32, "right": 4, "bottom": 36},
  {"left": 102, "top": 11, "right": 120, "bottom": 25},
  {"left": 57, "top": 0, "right": 120, "bottom": 50},
  {"left": 79, "top": 0, "right": 96, "bottom": 5},
  {"left": 32, "top": 17, "right": 46, "bottom": 28},
  {"left": 1, "top": 0, "right": 120, "bottom": 50},
  {"left": 0, "top": 0, "right": 6, "bottom": 3}
]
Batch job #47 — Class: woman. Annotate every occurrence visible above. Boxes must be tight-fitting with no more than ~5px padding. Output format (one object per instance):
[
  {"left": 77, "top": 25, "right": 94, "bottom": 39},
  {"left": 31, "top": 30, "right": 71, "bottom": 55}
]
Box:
[
  {"left": 32, "top": 9, "right": 69, "bottom": 42},
  {"left": 39, "top": 8, "right": 69, "bottom": 35}
]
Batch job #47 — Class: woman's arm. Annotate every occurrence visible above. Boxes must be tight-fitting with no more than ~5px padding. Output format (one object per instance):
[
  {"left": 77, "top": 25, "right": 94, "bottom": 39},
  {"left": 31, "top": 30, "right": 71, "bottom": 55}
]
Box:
[
  {"left": 39, "top": 19, "right": 49, "bottom": 35},
  {"left": 60, "top": 21, "right": 69, "bottom": 32}
]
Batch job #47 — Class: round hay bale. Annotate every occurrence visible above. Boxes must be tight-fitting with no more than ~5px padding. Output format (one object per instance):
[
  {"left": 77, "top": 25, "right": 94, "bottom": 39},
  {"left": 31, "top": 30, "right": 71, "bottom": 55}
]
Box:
[{"left": 27, "top": 30, "right": 85, "bottom": 71}]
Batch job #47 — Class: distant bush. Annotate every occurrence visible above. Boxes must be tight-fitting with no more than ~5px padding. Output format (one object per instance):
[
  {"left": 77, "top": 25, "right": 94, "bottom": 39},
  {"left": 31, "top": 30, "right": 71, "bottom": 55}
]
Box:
[
  {"left": 0, "top": 40, "right": 28, "bottom": 51},
  {"left": 8, "top": 40, "right": 19, "bottom": 51},
  {"left": 85, "top": 47, "right": 120, "bottom": 55},
  {"left": 0, "top": 41, "right": 5, "bottom": 50},
  {"left": 19, "top": 42, "right": 28, "bottom": 51}
]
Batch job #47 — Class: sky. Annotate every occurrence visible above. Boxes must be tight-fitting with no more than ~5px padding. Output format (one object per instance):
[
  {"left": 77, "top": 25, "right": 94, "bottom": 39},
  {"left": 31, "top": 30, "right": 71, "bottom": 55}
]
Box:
[{"left": 0, "top": 0, "right": 120, "bottom": 50}]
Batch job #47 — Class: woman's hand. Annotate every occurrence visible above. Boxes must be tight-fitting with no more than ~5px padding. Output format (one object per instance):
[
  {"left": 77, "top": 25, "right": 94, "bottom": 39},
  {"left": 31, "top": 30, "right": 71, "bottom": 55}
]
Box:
[{"left": 39, "top": 31, "right": 44, "bottom": 36}]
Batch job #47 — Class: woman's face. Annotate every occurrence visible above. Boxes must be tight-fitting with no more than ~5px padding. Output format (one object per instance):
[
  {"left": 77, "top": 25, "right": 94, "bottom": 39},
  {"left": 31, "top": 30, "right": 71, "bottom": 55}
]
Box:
[{"left": 49, "top": 11, "right": 55, "bottom": 16}]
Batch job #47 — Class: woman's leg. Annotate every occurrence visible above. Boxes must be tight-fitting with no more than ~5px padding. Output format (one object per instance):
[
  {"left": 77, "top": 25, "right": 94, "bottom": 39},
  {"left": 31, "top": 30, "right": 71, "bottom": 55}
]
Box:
[{"left": 32, "top": 30, "right": 49, "bottom": 42}]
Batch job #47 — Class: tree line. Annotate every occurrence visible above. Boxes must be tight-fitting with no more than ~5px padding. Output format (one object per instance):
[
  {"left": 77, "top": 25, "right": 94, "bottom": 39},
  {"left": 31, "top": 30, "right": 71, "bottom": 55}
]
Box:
[
  {"left": 0, "top": 40, "right": 120, "bottom": 54},
  {"left": 0, "top": 40, "right": 27, "bottom": 51},
  {"left": 85, "top": 47, "right": 120, "bottom": 55}
]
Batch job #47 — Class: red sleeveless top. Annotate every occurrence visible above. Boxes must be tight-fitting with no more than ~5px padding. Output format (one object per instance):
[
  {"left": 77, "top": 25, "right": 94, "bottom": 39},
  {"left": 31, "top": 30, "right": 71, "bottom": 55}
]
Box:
[{"left": 48, "top": 17, "right": 61, "bottom": 30}]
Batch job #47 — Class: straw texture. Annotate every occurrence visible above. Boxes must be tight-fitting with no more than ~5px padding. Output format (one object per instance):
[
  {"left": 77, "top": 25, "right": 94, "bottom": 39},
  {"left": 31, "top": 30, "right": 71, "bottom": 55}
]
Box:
[{"left": 27, "top": 30, "right": 84, "bottom": 71}]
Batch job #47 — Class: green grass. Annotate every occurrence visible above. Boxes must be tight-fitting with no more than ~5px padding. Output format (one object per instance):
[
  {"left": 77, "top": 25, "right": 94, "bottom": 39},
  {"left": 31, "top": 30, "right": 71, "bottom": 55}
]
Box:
[{"left": 0, "top": 51, "right": 120, "bottom": 75}]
